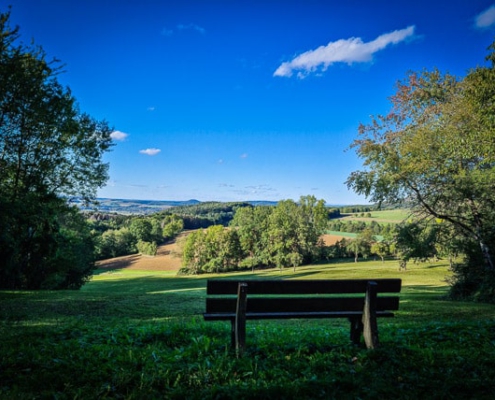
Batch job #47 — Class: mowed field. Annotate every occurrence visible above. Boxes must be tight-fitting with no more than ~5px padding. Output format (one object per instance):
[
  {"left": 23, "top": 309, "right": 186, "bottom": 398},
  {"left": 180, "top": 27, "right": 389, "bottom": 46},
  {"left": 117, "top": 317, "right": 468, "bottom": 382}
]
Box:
[{"left": 97, "top": 233, "right": 349, "bottom": 271}]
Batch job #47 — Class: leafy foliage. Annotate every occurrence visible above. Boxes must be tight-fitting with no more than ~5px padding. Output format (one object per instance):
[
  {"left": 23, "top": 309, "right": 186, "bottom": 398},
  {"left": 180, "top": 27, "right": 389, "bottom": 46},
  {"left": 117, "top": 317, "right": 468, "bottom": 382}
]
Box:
[
  {"left": 0, "top": 11, "right": 113, "bottom": 289},
  {"left": 179, "top": 196, "right": 328, "bottom": 274},
  {"left": 347, "top": 42, "right": 495, "bottom": 300}
]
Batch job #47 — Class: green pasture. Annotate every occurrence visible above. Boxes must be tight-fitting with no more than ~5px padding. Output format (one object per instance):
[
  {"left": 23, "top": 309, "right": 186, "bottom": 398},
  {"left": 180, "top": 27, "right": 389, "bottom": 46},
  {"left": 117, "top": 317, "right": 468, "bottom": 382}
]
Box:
[
  {"left": 340, "top": 208, "right": 412, "bottom": 223},
  {"left": 326, "top": 231, "right": 358, "bottom": 238},
  {"left": 2, "top": 260, "right": 495, "bottom": 399}
]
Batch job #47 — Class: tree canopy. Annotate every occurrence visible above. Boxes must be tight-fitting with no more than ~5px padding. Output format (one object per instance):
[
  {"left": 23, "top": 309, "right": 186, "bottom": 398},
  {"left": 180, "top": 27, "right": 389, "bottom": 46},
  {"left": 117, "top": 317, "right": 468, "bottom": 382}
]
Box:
[
  {"left": 347, "top": 41, "right": 495, "bottom": 300},
  {"left": 0, "top": 10, "right": 113, "bottom": 289},
  {"left": 179, "top": 195, "right": 328, "bottom": 274}
]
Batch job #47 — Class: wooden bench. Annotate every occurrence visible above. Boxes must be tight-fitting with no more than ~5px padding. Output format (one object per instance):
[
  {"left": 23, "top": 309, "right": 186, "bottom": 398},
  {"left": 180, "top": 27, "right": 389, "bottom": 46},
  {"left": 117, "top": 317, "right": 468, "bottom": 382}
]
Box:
[{"left": 204, "top": 279, "right": 401, "bottom": 353}]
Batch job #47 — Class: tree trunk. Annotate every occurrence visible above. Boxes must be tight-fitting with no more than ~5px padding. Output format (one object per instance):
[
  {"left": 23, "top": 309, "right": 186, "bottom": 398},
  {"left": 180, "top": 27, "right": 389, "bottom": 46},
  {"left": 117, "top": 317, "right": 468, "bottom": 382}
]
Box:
[{"left": 480, "top": 240, "right": 494, "bottom": 271}]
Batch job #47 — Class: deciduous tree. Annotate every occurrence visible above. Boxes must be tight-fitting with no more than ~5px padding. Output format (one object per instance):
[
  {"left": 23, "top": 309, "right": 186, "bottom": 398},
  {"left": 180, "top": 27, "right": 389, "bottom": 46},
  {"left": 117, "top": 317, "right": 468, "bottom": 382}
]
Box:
[
  {"left": 0, "top": 11, "right": 113, "bottom": 289},
  {"left": 347, "top": 43, "right": 495, "bottom": 299}
]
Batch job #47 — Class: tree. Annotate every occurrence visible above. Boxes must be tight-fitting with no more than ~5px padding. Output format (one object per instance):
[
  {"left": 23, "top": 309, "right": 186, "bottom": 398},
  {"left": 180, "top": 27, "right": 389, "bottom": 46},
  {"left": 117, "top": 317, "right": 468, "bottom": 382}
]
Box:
[
  {"left": 346, "top": 43, "right": 495, "bottom": 299},
  {"left": 161, "top": 215, "right": 184, "bottom": 240},
  {"left": 267, "top": 200, "right": 302, "bottom": 270},
  {"left": 179, "top": 225, "right": 242, "bottom": 274},
  {"left": 393, "top": 222, "right": 438, "bottom": 270},
  {"left": 0, "top": 11, "right": 113, "bottom": 289},
  {"left": 348, "top": 229, "right": 374, "bottom": 263},
  {"left": 129, "top": 219, "right": 154, "bottom": 243},
  {"left": 371, "top": 241, "right": 390, "bottom": 263},
  {"left": 230, "top": 205, "right": 271, "bottom": 271}
]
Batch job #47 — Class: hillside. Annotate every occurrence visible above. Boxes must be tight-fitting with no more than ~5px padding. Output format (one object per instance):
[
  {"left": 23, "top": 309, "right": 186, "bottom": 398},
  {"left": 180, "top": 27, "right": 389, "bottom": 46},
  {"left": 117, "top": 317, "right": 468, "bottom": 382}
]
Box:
[{"left": 96, "top": 233, "right": 349, "bottom": 272}]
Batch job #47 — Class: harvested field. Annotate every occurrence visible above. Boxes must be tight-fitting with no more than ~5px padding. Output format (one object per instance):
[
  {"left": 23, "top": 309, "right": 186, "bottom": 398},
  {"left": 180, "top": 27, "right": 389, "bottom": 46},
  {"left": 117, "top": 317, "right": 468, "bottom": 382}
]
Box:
[
  {"left": 321, "top": 234, "right": 351, "bottom": 245},
  {"left": 97, "top": 237, "right": 184, "bottom": 272}
]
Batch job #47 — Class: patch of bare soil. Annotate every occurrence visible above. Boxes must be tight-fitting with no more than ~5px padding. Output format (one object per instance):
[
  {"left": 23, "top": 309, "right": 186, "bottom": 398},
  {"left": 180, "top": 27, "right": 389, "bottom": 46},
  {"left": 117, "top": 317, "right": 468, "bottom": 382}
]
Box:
[
  {"left": 322, "top": 234, "right": 349, "bottom": 245},
  {"left": 96, "top": 235, "right": 186, "bottom": 272}
]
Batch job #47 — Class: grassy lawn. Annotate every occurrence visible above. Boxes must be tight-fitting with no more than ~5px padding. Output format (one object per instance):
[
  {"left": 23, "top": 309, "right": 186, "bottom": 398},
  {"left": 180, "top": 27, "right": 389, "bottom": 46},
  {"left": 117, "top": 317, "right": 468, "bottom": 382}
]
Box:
[{"left": 1, "top": 260, "right": 495, "bottom": 399}]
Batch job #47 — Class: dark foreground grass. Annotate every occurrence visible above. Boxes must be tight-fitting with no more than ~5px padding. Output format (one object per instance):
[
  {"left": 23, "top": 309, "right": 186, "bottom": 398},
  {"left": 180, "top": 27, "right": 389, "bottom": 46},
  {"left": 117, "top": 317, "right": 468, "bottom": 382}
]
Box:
[{"left": 1, "top": 260, "right": 495, "bottom": 399}]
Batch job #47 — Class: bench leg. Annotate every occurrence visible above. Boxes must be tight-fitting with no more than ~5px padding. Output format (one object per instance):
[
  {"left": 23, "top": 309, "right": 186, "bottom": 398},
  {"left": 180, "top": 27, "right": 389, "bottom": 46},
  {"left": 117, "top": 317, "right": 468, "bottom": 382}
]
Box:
[
  {"left": 349, "top": 317, "right": 363, "bottom": 345},
  {"left": 235, "top": 283, "right": 248, "bottom": 356},
  {"left": 230, "top": 319, "right": 236, "bottom": 348},
  {"left": 362, "top": 281, "right": 379, "bottom": 349}
]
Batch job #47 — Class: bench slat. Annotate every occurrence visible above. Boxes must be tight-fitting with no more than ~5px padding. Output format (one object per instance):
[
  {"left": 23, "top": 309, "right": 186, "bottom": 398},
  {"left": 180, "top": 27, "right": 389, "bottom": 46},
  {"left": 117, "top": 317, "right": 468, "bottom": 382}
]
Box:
[
  {"left": 206, "top": 296, "right": 399, "bottom": 314},
  {"left": 206, "top": 279, "right": 401, "bottom": 295},
  {"left": 204, "top": 310, "right": 396, "bottom": 321}
]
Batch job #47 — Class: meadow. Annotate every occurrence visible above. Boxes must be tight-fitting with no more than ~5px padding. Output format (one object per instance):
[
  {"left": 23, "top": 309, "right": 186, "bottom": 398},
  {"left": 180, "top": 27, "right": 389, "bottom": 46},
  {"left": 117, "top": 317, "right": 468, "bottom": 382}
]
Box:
[
  {"left": 1, "top": 259, "right": 495, "bottom": 399},
  {"left": 337, "top": 209, "right": 412, "bottom": 224}
]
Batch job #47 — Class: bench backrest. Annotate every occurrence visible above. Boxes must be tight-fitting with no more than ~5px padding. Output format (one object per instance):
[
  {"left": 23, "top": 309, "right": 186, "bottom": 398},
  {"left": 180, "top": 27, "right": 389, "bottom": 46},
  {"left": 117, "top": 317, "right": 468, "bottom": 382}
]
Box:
[{"left": 206, "top": 279, "right": 401, "bottom": 314}]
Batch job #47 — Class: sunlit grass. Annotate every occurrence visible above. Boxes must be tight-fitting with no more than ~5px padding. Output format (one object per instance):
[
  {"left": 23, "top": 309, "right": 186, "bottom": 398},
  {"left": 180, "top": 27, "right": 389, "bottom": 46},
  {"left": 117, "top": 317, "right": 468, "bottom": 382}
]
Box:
[{"left": 339, "top": 208, "right": 412, "bottom": 223}]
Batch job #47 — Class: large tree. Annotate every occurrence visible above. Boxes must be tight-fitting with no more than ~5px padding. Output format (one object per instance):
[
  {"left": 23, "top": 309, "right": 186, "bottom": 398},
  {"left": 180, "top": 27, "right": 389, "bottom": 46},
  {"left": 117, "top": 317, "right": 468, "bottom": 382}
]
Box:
[
  {"left": 346, "top": 42, "right": 495, "bottom": 299},
  {"left": 0, "top": 10, "right": 113, "bottom": 289}
]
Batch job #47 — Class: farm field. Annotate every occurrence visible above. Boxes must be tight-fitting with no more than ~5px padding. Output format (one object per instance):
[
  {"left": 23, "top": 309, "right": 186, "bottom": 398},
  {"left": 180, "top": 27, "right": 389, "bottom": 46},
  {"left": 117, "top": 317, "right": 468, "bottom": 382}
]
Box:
[
  {"left": 339, "top": 208, "right": 412, "bottom": 223},
  {"left": 2, "top": 257, "right": 495, "bottom": 399}
]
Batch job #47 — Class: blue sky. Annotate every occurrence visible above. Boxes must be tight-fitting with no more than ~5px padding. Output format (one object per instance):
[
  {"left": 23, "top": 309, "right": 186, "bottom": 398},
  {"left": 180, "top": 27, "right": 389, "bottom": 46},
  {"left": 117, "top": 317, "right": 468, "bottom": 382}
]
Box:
[{"left": 4, "top": 1, "right": 495, "bottom": 204}]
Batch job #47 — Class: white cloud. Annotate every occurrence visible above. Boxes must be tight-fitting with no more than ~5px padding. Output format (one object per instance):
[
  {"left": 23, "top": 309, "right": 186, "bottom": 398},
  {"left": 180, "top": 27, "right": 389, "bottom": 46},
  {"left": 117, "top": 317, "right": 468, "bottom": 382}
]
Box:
[
  {"left": 139, "top": 148, "right": 161, "bottom": 156},
  {"left": 274, "top": 26, "right": 415, "bottom": 78},
  {"left": 475, "top": 5, "right": 495, "bottom": 28},
  {"left": 110, "top": 130, "right": 129, "bottom": 141},
  {"left": 240, "top": 153, "right": 248, "bottom": 159}
]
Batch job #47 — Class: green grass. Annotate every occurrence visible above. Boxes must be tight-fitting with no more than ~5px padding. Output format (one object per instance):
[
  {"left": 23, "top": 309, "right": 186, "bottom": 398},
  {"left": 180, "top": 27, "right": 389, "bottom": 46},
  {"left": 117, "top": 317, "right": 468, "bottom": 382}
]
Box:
[
  {"left": 2, "top": 260, "right": 495, "bottom": 399},
  {"left": 326, "top": 230, "right": 358, "bottom": 238},
  {"left": 340, "top": 209, "right": 412, "bottom": 223}
]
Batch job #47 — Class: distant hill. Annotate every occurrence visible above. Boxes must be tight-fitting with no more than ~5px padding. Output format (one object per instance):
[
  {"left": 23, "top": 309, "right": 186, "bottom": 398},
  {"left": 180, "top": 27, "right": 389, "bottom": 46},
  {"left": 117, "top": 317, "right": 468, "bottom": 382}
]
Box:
[
  {"left": 76, "top": 198, "right": 360, "bottom": 215},
  {"left": 76, "top": 198, "right": 281, "bottom": 215},
  {"left": 76, "top": 198, "right": 201, "bottom": 214}
]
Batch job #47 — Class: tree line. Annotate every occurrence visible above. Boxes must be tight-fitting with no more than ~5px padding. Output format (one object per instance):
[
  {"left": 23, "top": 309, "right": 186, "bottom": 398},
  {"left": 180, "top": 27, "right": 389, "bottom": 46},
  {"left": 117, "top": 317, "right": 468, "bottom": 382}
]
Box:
[
  {"left": 179, "top": 196, "right": 329, "bottom": 274},
  {"left": 89, "top": 213, "right": 184, "bottom": 259},
  {"left": 87, "top": 202, "right": 250, "bottom": 259}
]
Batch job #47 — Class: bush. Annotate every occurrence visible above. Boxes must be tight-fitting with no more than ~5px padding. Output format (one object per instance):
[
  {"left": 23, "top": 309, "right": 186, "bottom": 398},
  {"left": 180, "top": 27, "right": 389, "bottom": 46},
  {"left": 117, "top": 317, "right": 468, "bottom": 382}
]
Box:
[{"left": 136, "top": 240, "right": 158, "bottom": 256}]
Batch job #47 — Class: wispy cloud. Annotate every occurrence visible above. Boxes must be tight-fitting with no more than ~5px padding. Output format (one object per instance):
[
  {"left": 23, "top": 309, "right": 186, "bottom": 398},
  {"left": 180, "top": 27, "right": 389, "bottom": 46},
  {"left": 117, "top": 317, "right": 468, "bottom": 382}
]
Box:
[
  {"left": 245, "top": 184, "right": 276, "bottom": 193},
  {"left": 240, "top": 153, "right": 248, "bottom": 159},
  {"left": 178, "top": 23, "right": 206, "bottom": 34},
  {"left": 161, "top": 28, "right": 174, "bottom": 37},
  {"left": 110, "top": 130, "right": 129, "bottom": 141},
  {"left": 139, "top": 148, "right": 161, "bottom": 156},
  {"left": 475, "top": 5, "right": 495, "bottom": 29},
  {"left": 274, "top": 26, "right": 415, "bottom": 79},
  {"left": 161, "top": 23, "right": 206, "bottom": 37}
]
